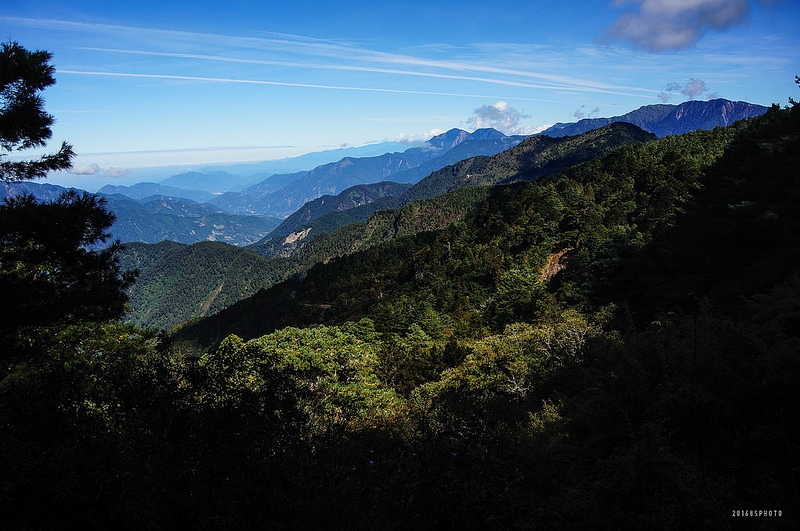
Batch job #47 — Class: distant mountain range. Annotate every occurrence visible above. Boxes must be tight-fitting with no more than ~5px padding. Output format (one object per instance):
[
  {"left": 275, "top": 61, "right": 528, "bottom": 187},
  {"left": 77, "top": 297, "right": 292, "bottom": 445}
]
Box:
[
  {"left": 5, "top": 98, "right": 769, "bottom": 253},
  {"left": 98, "top": 182, "right": 215, "bottom": 203},
  {"left": 107, "top": 99, "right": 764, "bottom": 222},
  {"left": 206, "top": 128, "right": 526, "bottom": 218},
  {"left": 247, "top": 122, "right": 655, "bottom": 260},
  {"left": 539, "top": 99, "right": 768, "bottom": 138},
  {"left": 101, "top": 194, "right": 280, "bottom": 246},
  {"left": 110, "top": 100, "right": 775, "bottom": 329},
  {"left": 1, "top": 182, "right": 280, "bottom": 246}
]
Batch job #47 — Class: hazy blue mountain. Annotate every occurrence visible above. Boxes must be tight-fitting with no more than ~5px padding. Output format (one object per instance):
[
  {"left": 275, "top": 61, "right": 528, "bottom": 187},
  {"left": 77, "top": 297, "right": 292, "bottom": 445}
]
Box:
[
  {"left": 207, "top": 128, "right": 525, "bottom": 218},
  {"left": 267, "top": 181, "right": 411, "bottom": 240},
  {"left": 376, "top": 128, "right": 528, "bottom": 185},
  {"left": 159, "top": 170, "right": 261, "bottom": 193},
  {"left": 249, "top": 182, "right": 411, "bottom": 257},
  {"left": 98, "top": 182, "right": 215, "bottom": 203},
  {"left": 101, "top": 194, "right": 281, "bottom": 246},
  {"left": 105, "top": 142, "right": 411, "bottom": 195},
  {"left": 539, "top": 98, "right": 768, "bottom": 138},
  {"left": 1, "top": 181, "right": 79, "bottom": 203},
  {"left": 2, "top": 181, "right": 279, "bottom": 246},
  {"left": 201, "top": 141, "right": 410, "bottom": 176}
]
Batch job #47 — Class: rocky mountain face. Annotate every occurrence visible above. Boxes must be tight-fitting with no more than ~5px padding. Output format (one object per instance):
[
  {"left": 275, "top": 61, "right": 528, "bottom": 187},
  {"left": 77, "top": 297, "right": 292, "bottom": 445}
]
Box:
[{"left": 539, "top": 98, "right": 768, "bottom": 138}]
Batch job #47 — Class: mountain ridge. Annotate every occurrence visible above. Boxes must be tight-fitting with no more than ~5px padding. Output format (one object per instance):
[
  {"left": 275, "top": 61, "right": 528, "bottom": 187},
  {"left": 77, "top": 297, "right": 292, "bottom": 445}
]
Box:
[
  {"left": 1, "top": 182, "right": 280, "bottom": 246},
  {"left": 539, "top": 98, "right": 768, "bottom": 138},
  {"left": 206, "top": 128, "right": 525, "bottom": 218}
]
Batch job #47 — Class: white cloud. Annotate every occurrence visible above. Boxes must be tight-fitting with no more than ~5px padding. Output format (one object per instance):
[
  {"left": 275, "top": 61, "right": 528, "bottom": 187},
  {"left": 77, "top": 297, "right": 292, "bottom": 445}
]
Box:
[
  {"left": 106, "top": 167, "right": 131, "bottom": 178},
  {"left": 466, "top": 101, "right": 531, "bottom": 134},
  {"left": 393, "top": 129, "right": 446, "bottom": 145},
  {"left": 681, "top": 78, "right": 708, "bottom": 99},
  {"left": 70, "top": 163, "right": 101, "bottom": 175},
  {"left": 604, "top": 0, "right": 759, "bottom": 52},
  {"left": 529, "top": 124, "right": 555, "bottom": 134},
  {"left": 69, "top": 163, "right": 130, "bottom": 178},
  {"left": 661, "top": 78, "right": 716, "bottom": 101}
]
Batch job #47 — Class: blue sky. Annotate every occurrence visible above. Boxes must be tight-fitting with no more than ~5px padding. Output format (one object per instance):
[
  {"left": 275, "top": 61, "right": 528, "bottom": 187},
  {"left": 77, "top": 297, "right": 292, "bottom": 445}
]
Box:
[{"left": 2, "top": 0, "right": 798, "bottom": 188}]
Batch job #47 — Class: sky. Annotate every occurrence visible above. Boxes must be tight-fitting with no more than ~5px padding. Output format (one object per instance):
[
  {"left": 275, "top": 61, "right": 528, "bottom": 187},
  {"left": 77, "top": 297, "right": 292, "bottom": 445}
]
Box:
[{"left": 2, "top": 0, "right": 799, "bottom": 189}]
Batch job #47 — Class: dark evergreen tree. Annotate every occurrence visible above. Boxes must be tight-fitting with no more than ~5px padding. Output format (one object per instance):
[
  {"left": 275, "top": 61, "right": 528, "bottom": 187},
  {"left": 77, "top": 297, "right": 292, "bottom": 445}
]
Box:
[
  {"left": 0, "top": 191, "right": 135, "bottom": 336},
  {"left": 0, "top": 42, "right": 133, "bottom": 347},
  {"left": 0, "top": 41, "right": 74, "bottom": 181}
]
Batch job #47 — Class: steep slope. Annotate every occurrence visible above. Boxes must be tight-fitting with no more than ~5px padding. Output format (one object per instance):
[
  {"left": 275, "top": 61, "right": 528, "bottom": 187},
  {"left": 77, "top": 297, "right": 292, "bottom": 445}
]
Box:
[
  {"left": 270, "top": 181, "right": 411, "bottom": 238},
  {"left": 174, "top": 105, "right": 792, "bottom": 348},
  {"left": 171, "top": 120, "right": 728, "bottom": 344},
  {"left": 122, "top": 123, "right": 658, "bottom": 327},
  {"left": 540, "top": 98, "right": 767, "bottom": 138},
  {"left": 119, "top": 240, "right": 290, "bottom": 330},
  {"left": 248, "top": 124, "right": 649, "bottom": 259}
]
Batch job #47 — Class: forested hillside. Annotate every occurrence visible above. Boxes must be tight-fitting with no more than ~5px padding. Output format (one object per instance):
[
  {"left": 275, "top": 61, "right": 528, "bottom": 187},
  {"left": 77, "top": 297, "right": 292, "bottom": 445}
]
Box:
[
  {"left": 3, "top": 79, "right": 798, "bottom": 531},
  {"left": 119, "top": 241, "right": 291, "bottom": 329},
  {"left": 263, "top": 181, "right": 411, "bottom": 242},
  {"left": 401, "top": 121, "right": 655, "bottom": 203},
  {"left": 123, "top": 123, "right": 654, "bottom": 327}
]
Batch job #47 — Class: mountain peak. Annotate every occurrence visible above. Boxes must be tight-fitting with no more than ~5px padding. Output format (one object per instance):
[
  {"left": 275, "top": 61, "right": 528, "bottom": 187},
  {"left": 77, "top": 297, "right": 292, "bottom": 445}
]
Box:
[
  {"left": 425, "top": 128, "right": 471, "bottom": 150},
  {"left": 467, "top": 128, "right": 507, "bottom": 140},
  {"left": 538, "top": 98, "right": 768, "bottom": 139}
]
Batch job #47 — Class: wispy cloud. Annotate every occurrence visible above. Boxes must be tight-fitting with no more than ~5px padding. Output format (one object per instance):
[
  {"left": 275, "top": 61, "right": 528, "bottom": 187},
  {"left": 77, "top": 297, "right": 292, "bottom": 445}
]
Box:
[
  {"left": 57, "top": 69, "right": 592, "bottom": 102},
  {"left": 4, "top": 16, "right": 660, "bottom": 99},
  {"left": 70, "top": 163, "right": 130, "bottom": 177},
  {"left": 393, "top": 129, "right": 447, "bottom": 144},
  {"left": 80, "top": 47, "right": 649, "bottom": 95},
  {"left": 602, "top": 0, "right": 761, "bottom": 52}
]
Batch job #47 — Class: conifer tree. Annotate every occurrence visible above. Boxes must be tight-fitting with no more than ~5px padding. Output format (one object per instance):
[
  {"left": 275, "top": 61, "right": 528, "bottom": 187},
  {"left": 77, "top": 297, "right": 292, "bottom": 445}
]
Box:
[
  {"left": 0, "top": 41, "right": 74, "bottom": 181},
  {"left": 0, "top": 42, "right": 133, "bottom": 345}
]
